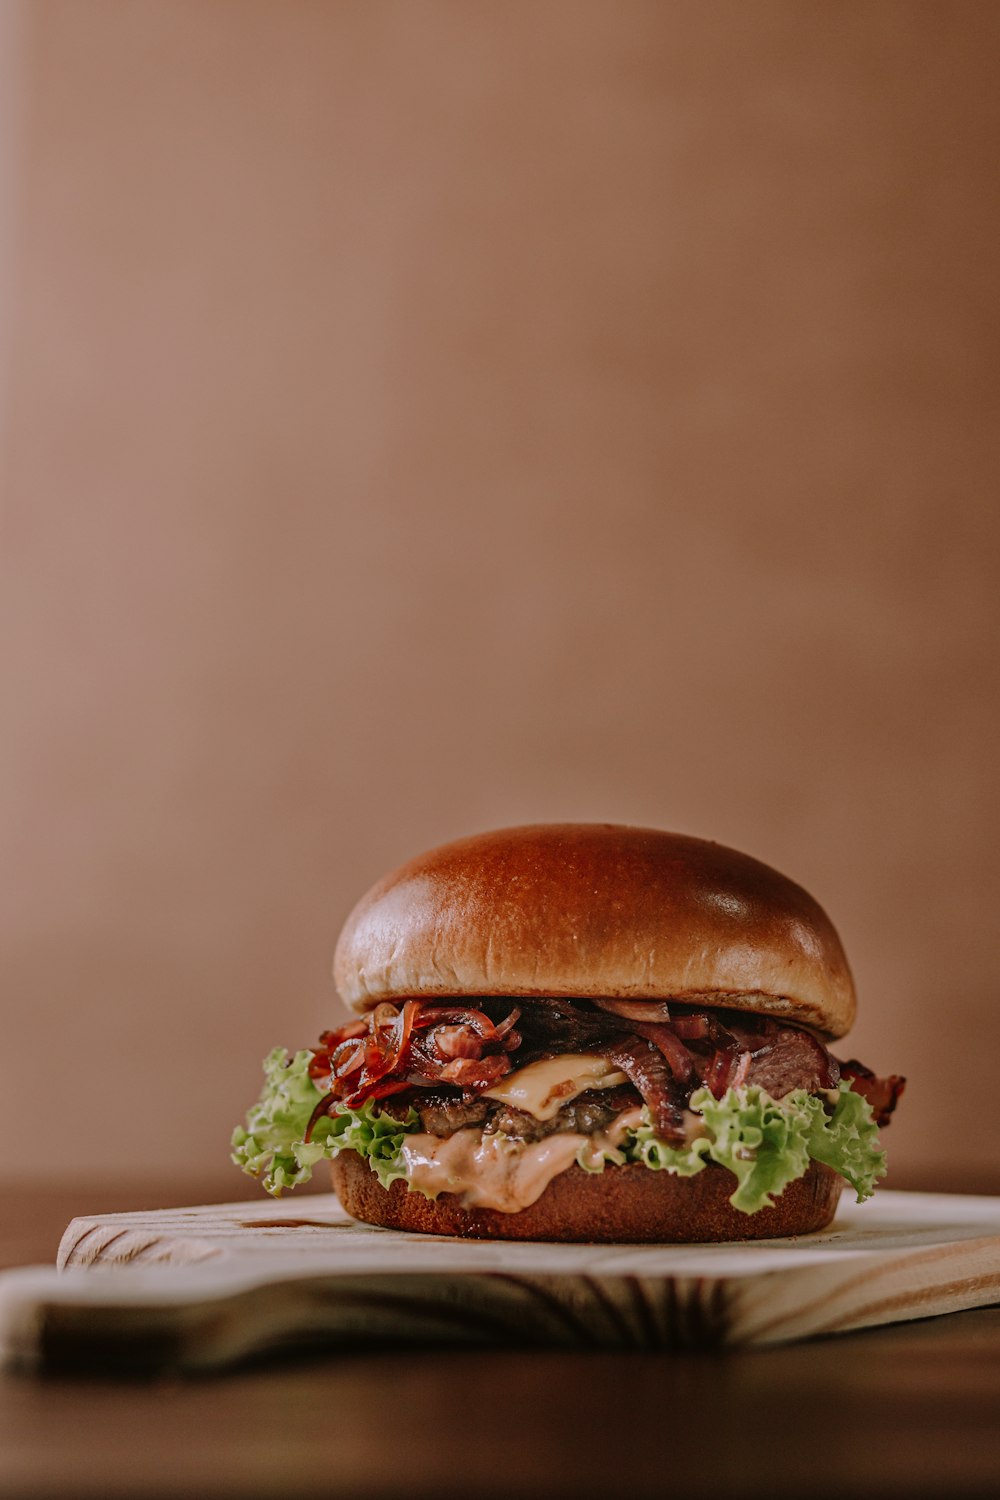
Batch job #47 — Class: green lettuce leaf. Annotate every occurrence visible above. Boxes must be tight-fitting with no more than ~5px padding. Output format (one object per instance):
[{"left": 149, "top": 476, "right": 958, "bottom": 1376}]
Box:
[
  {"left": 799, "top": 1082, "right": 887, "bottom": 1201},
  {"left": 231, "top": 1048, "right": 418, "bottom": 1196},
  {"left": 575, "top": 1137, "right": 629, "bottom": 1174},
  {"left": 233, "top": 1052, "right": 887, "bottom": 1213},
  {"left": 231, "top": 1048, "right": 325, "bottom": 1194},
  {"left": 321, "top": 1097, "right": 419, "bottom": 1189},
  {"left": 625, "top": 1082, "right": 886, "bottom": 1213}
]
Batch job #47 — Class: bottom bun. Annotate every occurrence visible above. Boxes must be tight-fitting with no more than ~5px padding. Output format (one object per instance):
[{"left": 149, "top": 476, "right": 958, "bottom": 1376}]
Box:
[{"left": 330, "top": 1151, "right": 844, "bottom": 1243}]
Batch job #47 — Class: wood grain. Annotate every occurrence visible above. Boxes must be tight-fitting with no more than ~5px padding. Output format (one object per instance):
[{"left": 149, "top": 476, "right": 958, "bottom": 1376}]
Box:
[
  {"left": 1, "top": 1189, "right": 997, "bottom": 1374},
  {"left": 6, "top": 1183, "right": 1000, "bottom": 1499}
]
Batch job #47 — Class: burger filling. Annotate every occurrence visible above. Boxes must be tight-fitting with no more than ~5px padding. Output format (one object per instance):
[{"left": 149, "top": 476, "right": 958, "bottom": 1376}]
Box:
[{"left": 232, "top": 998, "right": 904, "bottom": 1215}]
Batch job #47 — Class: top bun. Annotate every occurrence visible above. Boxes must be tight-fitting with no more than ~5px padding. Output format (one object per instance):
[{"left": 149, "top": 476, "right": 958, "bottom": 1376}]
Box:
[{"left": 333, "top": 824, "right": 856, "bottom": 1039}]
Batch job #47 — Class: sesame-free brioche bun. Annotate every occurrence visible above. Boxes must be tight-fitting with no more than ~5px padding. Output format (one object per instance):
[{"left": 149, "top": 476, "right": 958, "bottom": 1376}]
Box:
[
  {"left": 333, "top": 824, "right": 856, "bottom": 1039},
  {"left": 330, "top": 1150, "right": 843, "bottom": 1243}
]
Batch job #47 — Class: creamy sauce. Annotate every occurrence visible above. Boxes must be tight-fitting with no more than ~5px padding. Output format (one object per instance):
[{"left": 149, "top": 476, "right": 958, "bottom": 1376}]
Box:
[
  {"left": 482, "top": 1053, "right": 628, "bottom": 1120},
  {"left": 601, "top": 1105, "right": 644, "bottom": 1149},
  {"left": 576, "top": 1107, "right": 644, "bottom": 1171},
  {"left": 398, "top": 1102, "right": 716, "bottom": 1213},
  {"left": 401, "top": 1129, "right": 586, "bottom": 1212},
  {"left": 681, "top": 1107, "right": 709, "bottom": 1142}
]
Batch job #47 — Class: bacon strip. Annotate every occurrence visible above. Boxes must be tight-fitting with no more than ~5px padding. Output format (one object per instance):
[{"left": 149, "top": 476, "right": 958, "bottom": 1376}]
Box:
[
  {"left": 630, "top": 1022, "right": 694, "bottom": 1083},
  {"left": 839, "top": 1059, "right": 906, "bottom": 1126},
  {"left": 302, "top": 999, "right": 903, "bottom": 1134},
  {"left": 670, "top": 1013, "right": 710, "bottom": 1042},
  {"left": 604, "top": 1038, "right": 686, "bottom": 1142}
]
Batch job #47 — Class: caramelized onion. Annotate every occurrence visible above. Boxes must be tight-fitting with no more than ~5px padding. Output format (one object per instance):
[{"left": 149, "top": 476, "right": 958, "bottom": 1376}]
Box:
[
  {"left": 591, "top": 998, "right": 673, "bottom": 1023},
  {"left": 300, "top": 998, "right": 901, "bottom": 1140},
  {"left": 631, "top": 1022, "right": 694, "bottom": 1083},
  {"left": 427, "top": 1024, "right": 484, "bottom": 1061},
  {"left": 332, "top": 1039, "right": 365, "bottom": 1078}
]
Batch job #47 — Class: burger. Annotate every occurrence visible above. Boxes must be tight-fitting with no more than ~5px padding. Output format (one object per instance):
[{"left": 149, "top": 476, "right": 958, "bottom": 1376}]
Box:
[{"left": 232, "top": 824, "right": 904, "bottom": 1242}]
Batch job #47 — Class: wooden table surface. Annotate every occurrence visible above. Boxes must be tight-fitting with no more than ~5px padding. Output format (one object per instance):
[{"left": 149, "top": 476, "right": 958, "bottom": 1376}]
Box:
[{"left": 3, "top": 1181, "right": 1000, "bottom": 1499}]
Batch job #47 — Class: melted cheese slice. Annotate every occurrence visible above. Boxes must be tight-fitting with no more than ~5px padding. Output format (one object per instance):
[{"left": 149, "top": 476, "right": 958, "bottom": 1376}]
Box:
[{"left": 482, "top": 1053, "right": 627, "bottom": 1120}]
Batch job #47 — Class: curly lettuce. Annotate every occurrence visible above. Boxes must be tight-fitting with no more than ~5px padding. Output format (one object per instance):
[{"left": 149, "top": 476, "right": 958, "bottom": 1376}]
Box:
[
  {"left": 322, "top": 1096, "right": 418, "bottom": 1189},
  {"left": 799, "top": 1082, "right": 888, "bottom": 1201},
  {"left": 231, "top": 1047, "right": 417, "bottom": 1196},
  {"left": 233, "top": 1052, "right": 887, "bottom": 1215},
  {"left": 627, "top": 1082, "right": 886, "bottom": 1213}
]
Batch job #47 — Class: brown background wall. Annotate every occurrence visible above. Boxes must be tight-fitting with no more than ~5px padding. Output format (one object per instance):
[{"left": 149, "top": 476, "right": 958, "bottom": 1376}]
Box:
[{"left": 2, "top": 1, "right": 998, "bottom": 1192}]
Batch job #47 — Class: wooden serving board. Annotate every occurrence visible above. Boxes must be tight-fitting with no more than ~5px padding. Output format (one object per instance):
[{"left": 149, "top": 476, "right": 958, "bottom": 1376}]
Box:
[{"left": 2, "top": 1189, "right": 999, "bottom": 1374}]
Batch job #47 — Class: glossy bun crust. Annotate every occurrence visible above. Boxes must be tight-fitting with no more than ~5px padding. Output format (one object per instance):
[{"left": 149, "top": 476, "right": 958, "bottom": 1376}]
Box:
[
  {"left": 331, "top": 1151, "right": 843, "bottom": 1243},
  {"left": 334, "top": 824, "right": 856, "bottom": 1038}
]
